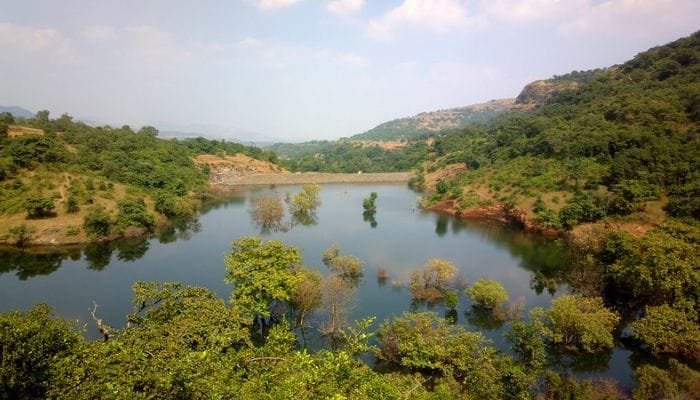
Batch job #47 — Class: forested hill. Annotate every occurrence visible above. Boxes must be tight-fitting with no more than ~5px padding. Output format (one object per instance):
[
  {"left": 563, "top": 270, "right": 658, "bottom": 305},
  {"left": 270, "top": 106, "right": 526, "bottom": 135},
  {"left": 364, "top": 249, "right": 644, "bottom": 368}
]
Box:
[
  {"left": 420, "top": 31, "right": 699, "bottom": 228},
  {"left": 351, "top": 98, "right": 514, "bottom": 141},
  {"left": 0, "top": 111, "right": 279, "bottom": 244}
]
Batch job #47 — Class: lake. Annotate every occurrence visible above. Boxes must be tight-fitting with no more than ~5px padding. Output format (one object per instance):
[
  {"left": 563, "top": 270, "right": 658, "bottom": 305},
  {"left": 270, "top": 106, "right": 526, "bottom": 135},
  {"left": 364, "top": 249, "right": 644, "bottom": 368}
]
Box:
[{"left": 0, "top": 183, "right": 638, "bottom": 387}]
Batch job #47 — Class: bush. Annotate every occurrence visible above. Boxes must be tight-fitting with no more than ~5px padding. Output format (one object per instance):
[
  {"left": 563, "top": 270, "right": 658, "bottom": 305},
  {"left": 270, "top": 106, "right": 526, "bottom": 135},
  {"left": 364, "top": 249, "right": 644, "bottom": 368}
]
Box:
[
  {"left": 0, "top": 304, "right": 82, "bottom": 399},
  {"left": 24, "top": 195, "right": 55, "bottom": 218},
  {"left": 322, "top": 243, "right": 363, "bottom": 279},
  {"left": 362, "top": 192, "right": 378, "bottom": 212},
  {"left": 465, "top": 279, "right": 508, "bottom": 310},
  {"left": 83, "top": 205, "right": 113, "bottom": 237},
  {"left": 633, "top": 359, "right": 700, "bottom": 400},
  {"left": 64, "top": 196, "right": 79, "bottom": 213},
  {"left": 116, "top": 199, "right": 155, "bottom": 229},
  {"left": 558, "top": 191, "right": 609, "bottom": 229},
  {"left": 8, "top": 224, "right": 36, "bottom": 247},
  {"left": 531, "top": 295, "right": 619, "bottom": 353},
  {"left": 632, "top": 304, "right": 700, "bottom": 360},
  {"left": 410, "top": 259, "right": 457, "bottom": 305},
  {"left": 376, "top": 312, "right": 486, "bottom": 375}
]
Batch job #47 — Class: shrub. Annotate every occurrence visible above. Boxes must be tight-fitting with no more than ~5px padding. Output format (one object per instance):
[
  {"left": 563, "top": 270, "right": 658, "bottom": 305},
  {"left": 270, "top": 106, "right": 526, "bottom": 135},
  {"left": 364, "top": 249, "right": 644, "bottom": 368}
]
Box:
[
  {"left": 322, "top": 243, "right": 363, "bottom": 279},
  {"left": 8, "top": 224, "right": 36, "bottom": 247},
  {"left": 632, "top": 304, "right": 700, "bottom": 360},
  {"left": 83, "top": 205, "right": 113, "bottom": 237},
  {"left": 64, "top": 196, "right": 79, "bottom": 213},
  {"left": 410, "top": 259, "right": 457, "bottom": 304},
  {"left": 465, "top": 279, "right": 508, "bottom": 310},
  {"left": 24, "top": 195, "right": 55, "bottom": 218},
  {"left": 116, "top": 199, "right": 155, "bottom": 229},
  {"left": 362, "top": 192, "right": 378, "bottom": 212},
  {"left": 531, "top": 295, "right": 619, "bottom": 353}
]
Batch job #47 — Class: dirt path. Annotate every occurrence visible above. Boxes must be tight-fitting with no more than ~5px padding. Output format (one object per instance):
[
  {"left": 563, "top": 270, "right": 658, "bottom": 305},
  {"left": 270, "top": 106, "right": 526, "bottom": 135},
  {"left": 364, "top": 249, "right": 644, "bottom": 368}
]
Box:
[{"left": 217, "top": 172, "right": 414, "bottom": 186}]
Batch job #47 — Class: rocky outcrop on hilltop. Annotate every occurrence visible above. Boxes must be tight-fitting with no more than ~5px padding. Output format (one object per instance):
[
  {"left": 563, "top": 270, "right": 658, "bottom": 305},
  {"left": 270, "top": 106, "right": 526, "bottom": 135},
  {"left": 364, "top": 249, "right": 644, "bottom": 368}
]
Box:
[{"left": 514, "top": 80, "right": 579, "bottom": 108}]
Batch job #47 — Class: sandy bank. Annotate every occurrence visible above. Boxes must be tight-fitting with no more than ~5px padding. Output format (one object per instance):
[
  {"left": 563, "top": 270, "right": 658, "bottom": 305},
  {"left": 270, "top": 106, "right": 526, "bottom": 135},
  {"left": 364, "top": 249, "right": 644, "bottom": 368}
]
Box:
[{"left": 216, "top": 172, "right": 413, "bottom": 186}]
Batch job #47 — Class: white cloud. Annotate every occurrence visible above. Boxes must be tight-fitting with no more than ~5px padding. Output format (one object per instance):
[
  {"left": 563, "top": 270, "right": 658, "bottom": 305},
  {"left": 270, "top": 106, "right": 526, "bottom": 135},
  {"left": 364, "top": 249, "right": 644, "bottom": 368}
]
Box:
[
  {"left": 557, "top": 0, "right": 700, "bottom": 40},
  {"left": 238, "top": 37, "right": 263, "bottom": 49},
  {"left": 481, "top": 0, "right": 583, "bottom": 23},
  {"left": 254, "top": 0, "right": 303, "bottom": 11},
  {"left": 366, "top": 0, "right": 481, "bottom": 41},
  {"left": 0, "top": 22, "right": 75, "bottom": 58},
  {"left": 333, "top": 52, "right": 370, "bottom": 67},
  {"left": 327, "top": 0, "right": 365, "bottom": 16},
  {"left": 81, "top": 25, "right": 118, "bottom": 42}
]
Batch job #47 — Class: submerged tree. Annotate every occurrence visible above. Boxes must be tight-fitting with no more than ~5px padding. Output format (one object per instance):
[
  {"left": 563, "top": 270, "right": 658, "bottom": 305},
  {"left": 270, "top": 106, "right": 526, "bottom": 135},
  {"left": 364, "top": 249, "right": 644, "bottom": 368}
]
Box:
[
  {"left": 320, "top": 275, "right": 357, "bottom": 338},
  {"left": 531, "top": 295, "right": 620, "bottom": 353},
  {"left": 409, "top": 258, "right": 457, "bottom": 305},
  {"left": 289, "top": 267, "right": 323, "bottom": 328},
  {"left": 322, "top": 243, "right": 364, "bottom": 279},
  {"left": 249, "top": 194, "right": 285, "bottom": 232},
  {"left": 224, "top": 236, "right": 301, "bottom": 325}
]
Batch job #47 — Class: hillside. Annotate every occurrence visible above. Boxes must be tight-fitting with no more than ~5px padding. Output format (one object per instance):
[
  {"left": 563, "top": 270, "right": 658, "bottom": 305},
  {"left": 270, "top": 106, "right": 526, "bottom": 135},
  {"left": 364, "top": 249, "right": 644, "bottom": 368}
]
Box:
[
  {"left": 0, "top": 112, "right": 280, "bottom": 246},
  {"left": 419, "top": 32, "right": 699, "bottom": 228},
  {"left": 352, "top": 98, "right": 514, "bottom": 141},
  {"left": 0, "top": 105, "right": 34, "bottom": 119}
]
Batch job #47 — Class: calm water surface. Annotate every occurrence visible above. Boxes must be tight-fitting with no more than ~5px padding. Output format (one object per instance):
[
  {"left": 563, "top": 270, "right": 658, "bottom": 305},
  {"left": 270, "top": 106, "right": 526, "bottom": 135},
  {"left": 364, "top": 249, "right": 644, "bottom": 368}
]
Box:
[{"left": 0, "top": 183, "right": 638, "bottom": 387}]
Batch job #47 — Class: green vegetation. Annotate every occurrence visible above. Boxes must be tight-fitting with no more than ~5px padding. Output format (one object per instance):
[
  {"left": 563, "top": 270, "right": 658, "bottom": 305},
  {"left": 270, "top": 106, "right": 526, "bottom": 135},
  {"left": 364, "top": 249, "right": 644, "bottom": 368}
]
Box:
[
  {"left": 289, "top": 183, "right": 320, "bottom": 214},
  {"left": 8, "top": 224, "right": 35, "bottom": 248},
  {"left": 0, "top": 111, "right": 279, "bottom": 245},
  {"left": 362, "top": 191, "right": 378, "bottom": 212},
  {"left": 321, "top": 243, "right": 364, "bottom": 279},
  {"left": 409, "top": 258, "right": 457, "bottom": 305},
  {"left": 531, "top": 295, "right": 620, "bottom": 353},
  {"left": 82, "top": 205, "right": 114, "bottom": 238},
  {"left": 466, "top": 278, "right": 509, "bottom": 310},
  {"left": 269, "top": 139, "right": 430, "bottom": 172},
  {"left": 421, "top": 32, "right": 699, "bottom": 231}
]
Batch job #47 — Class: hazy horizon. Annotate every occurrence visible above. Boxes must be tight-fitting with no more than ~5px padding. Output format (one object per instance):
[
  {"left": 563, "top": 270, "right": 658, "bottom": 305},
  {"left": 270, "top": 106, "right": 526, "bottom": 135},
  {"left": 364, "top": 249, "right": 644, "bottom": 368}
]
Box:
[{"left": 1, "top": 0, "right": 698, "bottom": 141}]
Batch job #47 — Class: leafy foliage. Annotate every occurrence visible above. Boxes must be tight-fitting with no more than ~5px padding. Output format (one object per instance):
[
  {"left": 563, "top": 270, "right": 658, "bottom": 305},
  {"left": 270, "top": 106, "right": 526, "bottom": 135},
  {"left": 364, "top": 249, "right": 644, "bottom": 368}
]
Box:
[
  {"left": 0, "top": 304, "right": 82, "bottom": 399},
  {"left": 224, "top": 236, "right": 301, "bottom": 322},
  {"left": 82, "top": 205, "right": 113, "bottom": 238},
  {"left": 531, "top": 295, "right": 619, "bottom": 353},
  {"left": 466, "top": 278, "right": 509, "bottom": 310},
  {"left": 632, "top": 304, "right": 700, "bottom": 360}
]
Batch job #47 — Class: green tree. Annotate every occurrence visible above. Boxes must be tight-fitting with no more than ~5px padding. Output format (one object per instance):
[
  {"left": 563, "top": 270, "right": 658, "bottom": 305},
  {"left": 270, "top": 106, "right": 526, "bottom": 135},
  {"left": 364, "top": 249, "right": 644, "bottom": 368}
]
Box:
[
  {"left": 224, "top": 236, "right": 301, "bottom": 323},
  {"left": 83, "top": 205, "right": 113, "bottom": 238},
  {"left": 0, "top": 304, "right": 82, "bottom": 399},
  {"left": 633, "top": 359, "right": 700, "bottom": 400},
  {"left": 116, "top": 198, "right": 155, "bottom": 229},
  {"left": 466, "top": 278, "right": 509, "bottom": 311},
  {"left": 290, "top": 184, "right": 320, "bottom": 214},
  {"left": 321, "top": 243, "right": 363, "bottom": 279},
  {"left": 531, "top": 295, "right": 619, "bottom": 353},
  {"left": 24, "top": 195, "right": 55, "bottom": 218},
  {"left": 632, "top": 304, "right": 700, "bottom": 359},
  {"left": 409, "top": 259, "right": 457, "bottom": 304},
  {"left": 8, "top": 224, "right": 36, "bottom": 248},
  {"left": 362, "top": 192, "right": 378, "bottom": 212}
]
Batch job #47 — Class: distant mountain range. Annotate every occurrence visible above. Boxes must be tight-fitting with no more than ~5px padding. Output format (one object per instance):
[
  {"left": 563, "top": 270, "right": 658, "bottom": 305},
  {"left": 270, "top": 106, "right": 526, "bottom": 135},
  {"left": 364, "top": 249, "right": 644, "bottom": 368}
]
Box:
[
  {"left": 350, "top": 99, "right": 514, "bottom": 141},
  {"left": 0, "top": 106, "right": 34, "bottom": 119}
]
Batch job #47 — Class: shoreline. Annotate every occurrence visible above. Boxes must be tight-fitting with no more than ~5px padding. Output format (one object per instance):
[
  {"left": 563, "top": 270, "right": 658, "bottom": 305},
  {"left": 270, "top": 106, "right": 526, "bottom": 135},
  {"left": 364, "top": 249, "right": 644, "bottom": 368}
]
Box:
[{"left": 214, "top": 172, "right": 414, "bottom": 185}]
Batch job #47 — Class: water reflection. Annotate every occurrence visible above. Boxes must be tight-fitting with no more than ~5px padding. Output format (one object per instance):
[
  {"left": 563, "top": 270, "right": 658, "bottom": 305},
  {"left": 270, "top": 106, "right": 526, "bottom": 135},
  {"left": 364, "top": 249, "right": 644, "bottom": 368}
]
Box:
[
  {"left": 362, "top": 210, "right": 377, "bottom": 228},
  {"left": 291, "top": 210, "right": 318, "bottom": 227},
  {"left": 464, "top": 306, "right": 505, "bottom": 331},
  {"left": 0, "top": 215, "right": 202, "bottom": 278},
  {"left": 0, "top": 249, "right": 65, "bottom": 279}
]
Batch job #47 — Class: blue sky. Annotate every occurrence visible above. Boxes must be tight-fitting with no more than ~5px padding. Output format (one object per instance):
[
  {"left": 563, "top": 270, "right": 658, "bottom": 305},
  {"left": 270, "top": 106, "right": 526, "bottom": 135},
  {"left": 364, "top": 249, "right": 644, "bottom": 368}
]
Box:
[{"left": 0, "top": 0, "right": 697, "bottom": 141}]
